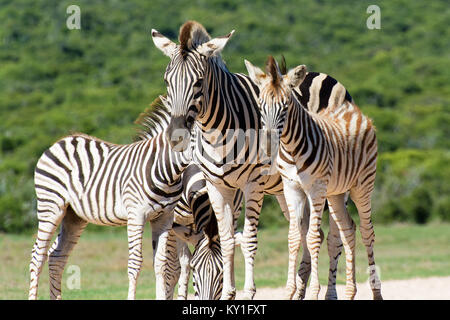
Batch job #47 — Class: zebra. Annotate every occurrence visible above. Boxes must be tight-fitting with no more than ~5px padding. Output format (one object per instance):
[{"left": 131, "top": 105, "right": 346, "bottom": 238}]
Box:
[
  {"left": 28, "top": 97, "right": 194, "bottom": 300},
  {"left": 244, "top": 56, "right": 383, "bottom": 300},
  {"left": 133, "top": 105, "right": 229, "bottom": 300},
  {"left": 135, "top": 100, "right": 245, "bottom": 300},
  {"left": 164, "top": 163, "right": 243, "bottom": 299},
  {"left": 151, "top": 21, "right": 355, "bottom": 300}
]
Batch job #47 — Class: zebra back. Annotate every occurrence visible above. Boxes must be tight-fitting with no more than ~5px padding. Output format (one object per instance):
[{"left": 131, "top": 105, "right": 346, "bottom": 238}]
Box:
[{"left": 294, "top": 71, "right": 353, "bottom": 114}]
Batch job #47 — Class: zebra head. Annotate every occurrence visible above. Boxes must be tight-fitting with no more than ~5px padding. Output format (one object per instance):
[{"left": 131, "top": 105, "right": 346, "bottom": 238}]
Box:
[
  {"left": 173, "top": 221, "right": 223, "bottom": 300},
  {"left": 190, "top": 232, "right": 223, "bottom": 300},
  {"left": 151, "top": 21, "right": 234, "bottom": 151},
  {"left": 245, "top": 56, "right": 307, "bottom": 157}
]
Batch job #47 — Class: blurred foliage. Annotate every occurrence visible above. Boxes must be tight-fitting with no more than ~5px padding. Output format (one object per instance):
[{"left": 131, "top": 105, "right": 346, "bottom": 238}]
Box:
[{"left": 0, "top": 0, "right": 449, "bottom": 232}]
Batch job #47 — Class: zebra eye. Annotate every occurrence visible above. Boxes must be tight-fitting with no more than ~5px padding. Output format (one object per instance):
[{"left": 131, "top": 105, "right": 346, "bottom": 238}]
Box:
[
  {"left": 186, "top": 115, "right": 195, "bottom": 125},
  {"left": 193, "top": 79, "right": 203, "bottom": 87}
]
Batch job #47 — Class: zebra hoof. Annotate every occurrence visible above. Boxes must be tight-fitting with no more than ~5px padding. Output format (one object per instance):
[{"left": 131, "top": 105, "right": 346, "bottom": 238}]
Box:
[
  {"left": 242, "top": 289, "right": 255, "bottom": 300},
  {"left": 221, "top": 288, "right": 236, "bottom": 300},
  {"left": 308, "top": 290, "right": 320, "bottom": 300},
  {"left": 344, "top": 286, "right": 357, "bottom": 300},
  {"left": 373, "top": 290, "right": 383, "bottom": 300},
  {"left": 325, "top": 291, "right": 338, "bottom": 300},
  {"left": 283, "top": 286, "right": 296, "bottom": 300},
  {"left": 294, "top": 289, "right": 306, "bottom": 300}
]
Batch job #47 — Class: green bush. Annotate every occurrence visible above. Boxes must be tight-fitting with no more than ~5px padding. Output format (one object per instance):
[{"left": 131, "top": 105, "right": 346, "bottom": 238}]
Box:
[
  {"left": 372, "top": 149, "right": 450, "bottom": 224},
  {"left": 0, "top": 0, "right": 449, "bottom": 232}
]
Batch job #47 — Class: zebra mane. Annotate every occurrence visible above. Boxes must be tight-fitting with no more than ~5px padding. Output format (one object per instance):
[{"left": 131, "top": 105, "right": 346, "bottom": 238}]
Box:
[
  {"left": 134, "top": 95, "right": 171, "bottom": 141},
  {"left": 179, "top": 20, "right": 211, "bottom": 52},
  {"left": 179, "top": 20, "right": 229, "bottom": 71}
]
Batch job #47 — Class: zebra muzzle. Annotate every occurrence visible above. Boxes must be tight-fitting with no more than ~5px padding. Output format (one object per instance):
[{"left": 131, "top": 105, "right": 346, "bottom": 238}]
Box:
[
  {"left": 262, "top": 129, "right": 279, "bottom": 158},
  {"left": 166, "top": 116, "right": 191, "bottom": 152}
]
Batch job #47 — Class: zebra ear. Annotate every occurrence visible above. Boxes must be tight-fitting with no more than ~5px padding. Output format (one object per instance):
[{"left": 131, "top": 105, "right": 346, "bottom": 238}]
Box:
[
  {"left": 197, "top": 30, "right": 234, "bottom": 57},
  {"left": 244, "top": 59, "right": 265, "bottom": 86},
  {"left": 151, "top": 29, "right": 177, "bottom": 58},
  {"left": 286, "top": 64, "right": 307, "bottom": 88},
  {"left": 172, "top": 224, "right": 204, "bottom": 247}
]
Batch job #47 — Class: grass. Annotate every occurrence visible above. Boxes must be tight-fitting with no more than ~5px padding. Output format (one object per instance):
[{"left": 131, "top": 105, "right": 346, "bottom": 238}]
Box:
[{"left": 1, "top": 223, "right": 449, "bottom": 299}]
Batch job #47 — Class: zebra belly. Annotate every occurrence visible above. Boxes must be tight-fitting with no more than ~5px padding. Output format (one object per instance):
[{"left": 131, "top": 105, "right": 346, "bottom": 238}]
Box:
[
  {"left": 200, "top": 162, "right": 264, "bottom": 191},
  {"left": 326, "top": 155, "right": 361, "bottom": 195},
  {"left": 67, "top": 192, "right": 129, "bottom": 226},
  {"left": 278, "top": 161, "right": 355, "bottom": 197}
]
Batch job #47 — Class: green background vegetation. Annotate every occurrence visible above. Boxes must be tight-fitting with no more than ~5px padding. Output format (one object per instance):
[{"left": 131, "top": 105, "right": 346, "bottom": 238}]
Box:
[{"left": 0, "top": 0, "right": 449, "bottom": 233}]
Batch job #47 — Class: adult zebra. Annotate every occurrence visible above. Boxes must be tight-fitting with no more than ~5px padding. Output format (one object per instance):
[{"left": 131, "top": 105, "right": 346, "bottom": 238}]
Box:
[
  {"left": 134, "top": 105, "right": 242, "bottom": 300},
  {"left": 245, "top": 56, "right": 383, "bottom": 300},
  {"left": 151, "top": 21, "right": 354, "bottom": 300},
  {"left": 29, "top": 97, "right": 194, "bottom": 300}
]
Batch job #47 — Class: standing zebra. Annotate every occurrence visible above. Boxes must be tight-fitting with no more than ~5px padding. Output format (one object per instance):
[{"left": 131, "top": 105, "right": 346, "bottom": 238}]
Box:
[
  {"left": 165, "top": 163, "right": 243, "bottom": 299},
  {"left": 245, "top": 56, "right": 383, "bottom": 300},
  {"left": 135, "top": 104, "right": 244, "bottom": 300},
  {"left": 151, "top": 21, "right": 353, "bottom": 299},
  {"left": 29, "top": 97, "right": 192, "bottom": 300}
]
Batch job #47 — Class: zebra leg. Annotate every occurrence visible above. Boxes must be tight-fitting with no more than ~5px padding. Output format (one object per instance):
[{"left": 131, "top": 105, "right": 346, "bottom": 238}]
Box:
[
  {"left": 152, "top": 211, "right": 174, "bottom": 300},
  {"left": 327, "top": 194, "right": 357, "bottom": 300},
  {"left": 205, "top": 181, "right": 238, "bottom": 300},
  {"left": 323, "top": 191, "right": 349, "bottom": 299},
  {"left": 241, "top": 182, "right": 265, "bottom": 300},
  {"left": 305, "top": 181, "right": 327, "bottom": 300},
  {"left": 29, "top": 200, "right": 66, "bottom": 300},
  {"left": 126, "top": 215, "right": 145, "bottom": 300},
  {"left": 295, "top": 200, "right": 327, "bottom": 300},
  {"left": 295, "top": 199, "right": 317, "bottom": 300},
  {"left": 176, "top": 238, "right": 192, "bottom": 300},
  {"left": 163, "top": 229, "right": 181, "bottom": 300},
  {"left": 324, "top": 210, "right": 344, "bottom": 300},
  {"left": 350, "top": 187, "right": 383, "bottom": 300},
  {"left": 276, "top": 191, "right": 302, "bottom": 300},
  {"left": 48, "top": 206, "right": 87, "bottom": 300}
]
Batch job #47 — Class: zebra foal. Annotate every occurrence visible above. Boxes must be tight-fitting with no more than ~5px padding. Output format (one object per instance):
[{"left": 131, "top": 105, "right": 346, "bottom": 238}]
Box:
[
  {"left": 166, "top": 163, "right": 243, "bottom": 300},
  {"left": 245, "top": 56, "right": 383, "bottom": 300},
  {"left": 28, "top": 98, "right": 191, "bottom": 300}
]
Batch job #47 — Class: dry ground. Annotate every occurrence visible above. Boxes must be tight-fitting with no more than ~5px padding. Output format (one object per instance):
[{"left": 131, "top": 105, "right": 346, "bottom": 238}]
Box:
[{"left": 234, "top": 276, "right": 450, "bottom": 300}]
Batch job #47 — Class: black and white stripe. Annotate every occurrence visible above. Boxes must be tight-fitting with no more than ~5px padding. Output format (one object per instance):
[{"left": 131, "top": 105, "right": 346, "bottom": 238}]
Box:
[
  {"left": 246, "top": 56, "right": 382, "bottom": 300},
  {"left": 29, "top": 98, "right": 192, "bottom": 300},
  {"left": 166, "top": 164, "right": 243, "bottom": 300},
  {"left": 152, "top": 21, "right": 356, "bottom": 300},
  {"left": 153, "top": 21, "right": 276, "bottom": 300}
]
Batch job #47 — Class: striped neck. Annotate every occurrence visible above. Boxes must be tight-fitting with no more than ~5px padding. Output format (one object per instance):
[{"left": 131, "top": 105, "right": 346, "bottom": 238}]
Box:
[
  {"left": 146, "top": 134, "right": 192, "bottom": 190},
  {"left": 280, "top": 95, "right": 323, "bottom": 156},
  {"left": 197, "top": 59, "right": 261, "bottom": 132},
  {"left": 197, "top": 60, "right": 230, "bottom": 127}
]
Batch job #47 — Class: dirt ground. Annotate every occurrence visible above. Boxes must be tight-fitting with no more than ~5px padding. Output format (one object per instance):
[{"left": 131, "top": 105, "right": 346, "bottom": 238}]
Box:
[{"left": 233, "top": 276, "right": 450, "bottom": 300}]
